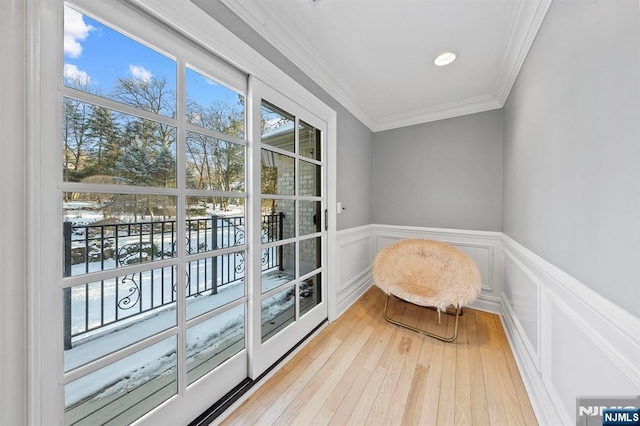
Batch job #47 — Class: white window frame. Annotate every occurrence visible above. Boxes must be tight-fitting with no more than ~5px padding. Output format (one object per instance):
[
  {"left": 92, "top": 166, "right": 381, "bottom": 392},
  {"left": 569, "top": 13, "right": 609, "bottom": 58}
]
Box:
[{"left": 28, "top": 0, "right": 337, "bottom": 423}]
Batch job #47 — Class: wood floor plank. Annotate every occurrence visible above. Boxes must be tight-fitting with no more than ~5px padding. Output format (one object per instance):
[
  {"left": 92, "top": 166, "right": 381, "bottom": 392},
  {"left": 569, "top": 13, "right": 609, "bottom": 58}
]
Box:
[
  {"left": 453, "top": 310, "right": 472, "bottom": 426},
  {"left": 401, "top": 301, "right": 441, "bottom": 425},
  {"left": 436, "top": 313, "right": 457, "bottom": 426},
  {"left": 315, "top": 313, "right": 393, "bottom": 422},
  {"left": 346, "top": 365, "right": 388, "bottom": 426},
  {"left": 487, "top": 314, "right": 526, "bottom": 426},
  {"left": 383, "top": 327, "right": 423, "bottom": 424},
  {"left": 332, "top": 288, "right": 382, "bottom": 341},
  {"left": 287, "top": 325, "right": 376, "bottom": 423},
  {"left": 362, "top": 316, "right": 396, "bottom": 372},
  {"left": 419, "top": 337, "right": 446, "bottom": 423},
  {"left": 236, "top": 336, "right": 342, "bottom": 425},
  {"left": 492, "top": 314, "right": 538, "bottom": 426},
  {"left": 221, "top": 287, "right": 538, "bottom": 426},
  {"left": 383, "top": 300, "right": 433, "bottom": 424},
  {"left": 273, "top": 297, "right": 382, "bottom": 425},
  {"left": 221, "top": 351, "right": 312, "bottom": 425},
  {"left": 476, "top": 310, "right": 509, "bottom": 425},
  {"left": 325, "top": 367, "right": 373, "bottom": 425},
  {"left": 364, "top": 300, "right": 415, "bottom": 425},
  {"left": 466, "top": 309, "right": 491, "bottom": 426},
  {"left": 362, "top": 346, "right": 409, "bottom": 424}
]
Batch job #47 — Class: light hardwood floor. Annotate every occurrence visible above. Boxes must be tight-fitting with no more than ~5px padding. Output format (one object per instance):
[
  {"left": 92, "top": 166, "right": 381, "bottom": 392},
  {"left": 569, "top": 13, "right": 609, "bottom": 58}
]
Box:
[{"left": 221, "top": 286, "right": 537, "bottom": 425}]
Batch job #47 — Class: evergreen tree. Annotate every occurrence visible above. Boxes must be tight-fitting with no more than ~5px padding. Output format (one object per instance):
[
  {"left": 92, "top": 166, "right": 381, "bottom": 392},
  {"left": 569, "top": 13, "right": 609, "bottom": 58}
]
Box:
[
  {"left": 86, "top": 106, "right": 120, "bottom": 176},
  {"left": 62, "top": 97, "right": 92, "bottom": 183},
  {"left": 115, "top": 137, "right": 152, "bottom": 186},
  {"left": 152, "top": 145, "right": 176, "bottom": 187}
]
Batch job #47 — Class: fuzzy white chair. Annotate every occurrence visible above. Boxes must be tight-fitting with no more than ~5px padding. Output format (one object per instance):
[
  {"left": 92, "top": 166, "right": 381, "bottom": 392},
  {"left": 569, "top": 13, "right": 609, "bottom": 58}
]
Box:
[{"left": 372, "top": 239, "right": 482, "bottom": 342}]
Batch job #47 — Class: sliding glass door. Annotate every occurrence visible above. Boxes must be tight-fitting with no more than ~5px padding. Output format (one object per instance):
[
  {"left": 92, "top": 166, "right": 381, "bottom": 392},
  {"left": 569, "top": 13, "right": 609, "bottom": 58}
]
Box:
[
  {"left": 53, "top": 4, "right": 329, "bottom": 423},
  {"left": 59, "top": 5, "right": 251, "bottom": 423}
]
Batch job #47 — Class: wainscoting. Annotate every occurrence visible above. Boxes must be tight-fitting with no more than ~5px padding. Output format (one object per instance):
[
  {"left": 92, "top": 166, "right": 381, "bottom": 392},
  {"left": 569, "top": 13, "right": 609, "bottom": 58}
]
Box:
[
  {"left": 335, "top": 225, "right": 375, "bottom": 317},
  {"left": 335, "top": 224, "right": 503, "bottom": 317},
  {"left": 372, "top": 224, "right": 504, "bottom": 314},
  {"left": 501, "top": 235, "right": 640, "bottom": 425},
  {"left": 335, "top": 224, "right": 640, "bottom": 425}
]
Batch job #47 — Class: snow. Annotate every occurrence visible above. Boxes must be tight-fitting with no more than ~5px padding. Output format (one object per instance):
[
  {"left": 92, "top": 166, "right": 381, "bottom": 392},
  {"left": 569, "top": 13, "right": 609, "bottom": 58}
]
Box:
[
  {"left": 63, "top": 201, "right": 300, "bottom": 414},
  {"left": 65, "top": 270, "right": 292, "bottom": 409}
]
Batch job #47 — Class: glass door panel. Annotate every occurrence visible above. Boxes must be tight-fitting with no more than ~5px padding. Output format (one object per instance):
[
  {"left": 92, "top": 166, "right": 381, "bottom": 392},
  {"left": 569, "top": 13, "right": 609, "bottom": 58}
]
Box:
[
  {"left": 261, "top": 149, "right": 295, "bottom": 195},
  {"left": 250, "top": 78, "right": 327, "bottom": 378},
  {"left": 64, "top": 336, "right": 178, "bottom": 426},
  {"left": 300, "top": 273, "right": 322, "bottom": 317},
  {"left": 261, "top": 102, "right": 295, "bottom": 153},
  {"left": 299, "top": 120, "right": 321, "bottom": 161},
  {"left": 299, "top": 200, "right": 322, "bottom": 236},
  {"left": 181, "top": 65, "right": 248, "bottom": 388},
  {"left": 299, "top": 160, "right": 321, "bottom": 197},
  {"left": 300, "top": 237, "right": 322, "bottom": 276},
  {"left": 186, "top": 304, "right": 245, "bottom": 385},
  {"left": 261, "top": 199, "right": 295, "bottom": 241},
  {"left": 60, "top": 6, "right": 249, "bottom": 423},
  {"left": 261, "top": 285, "right": 296, "bottom": 342},
  {"left": 261, "top": 241, "right": 296, "bottom": 293}
]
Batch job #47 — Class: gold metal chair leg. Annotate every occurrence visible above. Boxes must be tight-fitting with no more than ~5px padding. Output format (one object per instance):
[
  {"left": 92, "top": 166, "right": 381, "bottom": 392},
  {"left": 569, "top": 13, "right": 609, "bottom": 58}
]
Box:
[{"left": 383, "top": 294, "right": 460, "bottom": 342}]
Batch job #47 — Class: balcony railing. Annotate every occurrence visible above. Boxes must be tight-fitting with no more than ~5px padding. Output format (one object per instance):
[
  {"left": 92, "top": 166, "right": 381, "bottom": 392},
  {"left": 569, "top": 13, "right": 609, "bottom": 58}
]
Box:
[{"left": 63, "top": 213, "right": 284, "bottom": 349}]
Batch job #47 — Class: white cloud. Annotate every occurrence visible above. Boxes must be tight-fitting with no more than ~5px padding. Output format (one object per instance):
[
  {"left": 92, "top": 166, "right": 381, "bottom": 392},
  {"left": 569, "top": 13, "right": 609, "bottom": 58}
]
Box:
[
  {"left": 204, "top": 77, "right": 219, "bottom": 86},
  {"left": 64, "top": 6, "right": 93, "bottom": 58},
  {"left": 129, "top": 65, "right": 153, "bottom": 82},
  {"left": 64, "top": 64, "right": 91, "bottom": 85}
]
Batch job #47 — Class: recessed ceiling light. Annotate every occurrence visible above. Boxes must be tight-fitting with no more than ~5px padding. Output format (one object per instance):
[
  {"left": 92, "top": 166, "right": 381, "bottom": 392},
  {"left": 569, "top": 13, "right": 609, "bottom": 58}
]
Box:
[{"left": 434, "top": 52, "right": 457, "bottom": 66}]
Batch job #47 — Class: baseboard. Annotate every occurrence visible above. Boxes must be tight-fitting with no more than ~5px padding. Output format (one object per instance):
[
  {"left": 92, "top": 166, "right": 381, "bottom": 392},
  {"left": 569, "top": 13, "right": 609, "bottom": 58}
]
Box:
[
  {"left": 501, "top": 234, "right": 640, "bottom": 425},
  {"left": 336, "top": 270, "right": 373, "bottom": 317},
  {"left": 471, "top": 294, "right": 502, "bottom": 314}
]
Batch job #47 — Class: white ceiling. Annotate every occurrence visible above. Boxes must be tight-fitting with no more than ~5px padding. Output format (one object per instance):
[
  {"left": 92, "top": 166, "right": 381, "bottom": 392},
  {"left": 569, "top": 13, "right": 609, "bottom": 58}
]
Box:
[{"left": 217, "top": 0, "right": 551, "bottom": 131}]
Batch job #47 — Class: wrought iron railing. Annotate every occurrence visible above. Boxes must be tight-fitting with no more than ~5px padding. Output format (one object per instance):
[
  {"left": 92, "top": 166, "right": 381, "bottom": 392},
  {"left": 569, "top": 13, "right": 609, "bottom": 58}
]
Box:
[{"left": 63, "top": 213, "right": 284, "bottom": 348}]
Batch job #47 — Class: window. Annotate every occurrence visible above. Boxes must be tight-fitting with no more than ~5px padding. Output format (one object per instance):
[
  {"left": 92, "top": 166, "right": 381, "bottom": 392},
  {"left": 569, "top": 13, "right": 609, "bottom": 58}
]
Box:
[{"left": 60, "top": 5, "right": 248, "bottom": 423}]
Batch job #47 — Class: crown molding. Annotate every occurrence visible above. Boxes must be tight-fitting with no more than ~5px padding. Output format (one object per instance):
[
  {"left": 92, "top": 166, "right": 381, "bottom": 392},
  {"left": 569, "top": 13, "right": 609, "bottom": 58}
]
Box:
[
  {"left": 492, "top": 0, "right": 553, "bottom": 105},
  {"left": 221, "top": 0, "right": 551, "bottom": 132},
  {"left": 219, "top": 0, "right": 377, "bottom": 130},
  {"left": 373, "top": 95, "right": 502, "bottom": 132}
]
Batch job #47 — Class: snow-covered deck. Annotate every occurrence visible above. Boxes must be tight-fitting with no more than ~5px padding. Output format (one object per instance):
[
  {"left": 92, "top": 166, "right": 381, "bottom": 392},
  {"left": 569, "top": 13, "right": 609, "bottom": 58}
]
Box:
[{"left": 64, "top": 270, "right": 320, "bottom": 425}]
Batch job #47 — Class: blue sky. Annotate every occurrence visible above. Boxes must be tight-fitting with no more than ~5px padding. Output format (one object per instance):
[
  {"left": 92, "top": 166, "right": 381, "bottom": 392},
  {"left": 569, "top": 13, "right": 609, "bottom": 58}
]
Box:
[{"left": 63, "top": 5, "right": 242, "bottom": 113}]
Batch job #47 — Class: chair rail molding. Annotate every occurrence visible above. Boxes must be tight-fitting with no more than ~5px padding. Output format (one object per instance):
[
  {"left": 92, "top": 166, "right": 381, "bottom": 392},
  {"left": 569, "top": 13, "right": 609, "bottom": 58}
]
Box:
[{"left": 500, "top": 234, "right": 640, "bottom": 425}]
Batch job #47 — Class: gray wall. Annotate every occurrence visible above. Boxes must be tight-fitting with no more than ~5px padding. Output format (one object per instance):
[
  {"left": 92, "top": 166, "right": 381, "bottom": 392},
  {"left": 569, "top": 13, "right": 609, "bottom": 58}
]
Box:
[
  {"left": 193, "top": 0, "right": 373, "bottom": 231},
  {"left": 503, "top": 0, "right": 640, "bottom": 317},
  {"left": 372, "top": 110, "right": 503, "bottom": 231}
]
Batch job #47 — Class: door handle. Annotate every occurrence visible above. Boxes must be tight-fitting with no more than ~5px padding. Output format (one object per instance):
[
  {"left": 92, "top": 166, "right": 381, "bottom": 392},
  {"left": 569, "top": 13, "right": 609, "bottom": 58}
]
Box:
[{"left": 324, "top": 209, "right": 328, "bottom": 231}]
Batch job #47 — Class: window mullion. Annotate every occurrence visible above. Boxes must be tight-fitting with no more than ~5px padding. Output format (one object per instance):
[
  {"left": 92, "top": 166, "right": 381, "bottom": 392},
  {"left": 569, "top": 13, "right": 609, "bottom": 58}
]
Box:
[
  {"left": 175, "top": 57, "right": 188, "bottom": 397},
  {"left": 294, "top": 116, "right": 301, "bottom": 321},
  {"left": 61, "top": 86, "right": 180, "bottom": 129}
]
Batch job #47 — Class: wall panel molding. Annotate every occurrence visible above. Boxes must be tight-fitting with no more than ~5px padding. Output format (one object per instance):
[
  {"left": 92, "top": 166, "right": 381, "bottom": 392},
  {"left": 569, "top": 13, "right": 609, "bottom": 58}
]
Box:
[
  {"left": 335, "top": 225, "right": 374, "bottom": 317},
  {"left": 372, "top": 224, "right": 504, "bottom": 314},
  {"left": 501, "top": 234, "right": 640, "bottom": 425}
]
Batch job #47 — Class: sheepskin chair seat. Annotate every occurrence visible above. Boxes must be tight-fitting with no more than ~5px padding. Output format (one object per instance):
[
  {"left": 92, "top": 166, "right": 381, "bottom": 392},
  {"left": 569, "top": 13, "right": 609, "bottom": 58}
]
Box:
[{"left": 372, "top": 239, "right": 482, "bottom": 342}]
